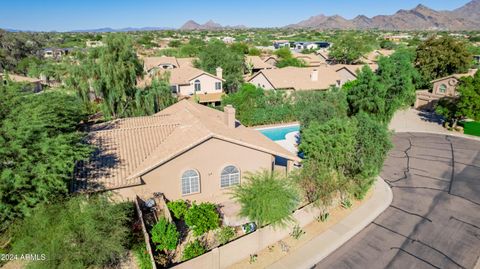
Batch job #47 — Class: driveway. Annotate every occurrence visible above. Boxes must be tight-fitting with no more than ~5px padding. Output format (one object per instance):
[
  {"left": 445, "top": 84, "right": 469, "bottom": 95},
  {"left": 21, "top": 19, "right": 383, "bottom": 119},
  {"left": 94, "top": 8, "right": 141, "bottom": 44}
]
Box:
[{"left": 315, "top": 133, "right": 480, "bottom": 269}]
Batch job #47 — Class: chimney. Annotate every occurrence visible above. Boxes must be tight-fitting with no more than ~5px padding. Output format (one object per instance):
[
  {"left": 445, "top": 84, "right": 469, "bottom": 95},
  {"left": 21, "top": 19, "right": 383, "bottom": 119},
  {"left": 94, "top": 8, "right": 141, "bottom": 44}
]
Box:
[
  {"left": 311, "top": 69, "right": 318, "bottom": 81},
  {"left": 224, "top": 105, "right": 236, "bottom": 128},
  {"left": 216, "top": 67, "right": 223, "bottom": 79}
]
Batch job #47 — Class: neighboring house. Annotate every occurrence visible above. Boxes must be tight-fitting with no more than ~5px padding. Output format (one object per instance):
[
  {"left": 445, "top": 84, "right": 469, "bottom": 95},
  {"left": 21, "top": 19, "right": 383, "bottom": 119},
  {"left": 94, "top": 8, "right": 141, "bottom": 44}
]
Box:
[
  {"left": 86, "top": 40, "right": 104, "bottom": 48},
  {"left": 262, "top": 55, "right": 279, "bottom": 66},
  {"left": 74, "top": 100, "right": 299, "bottom": 210},
  {"left": 143, "top": 56, "right": 180, "bottom": 73},
  {"left": 316, "top": 50, "right": 332, "bottom": 64},
  {"left": 42, "top": 48, "right": 73, "bottom": 59},
  {"left": 360, "top": 49, "right": 394, "bottom": 64},
  {"left": 415, "top": 69, "right": 478, "bottom": 111},
  {"left": 383, "top": 34, "right": 411, "bottom": 43},
  {"left": 334, "top": 64, "right": 379, "bottom": 85},
  {"left": 140, "top": 56, "right": 223, "bottom": 105},
  {"left": 292, "top": 52, "right": 327, "bottom": 67},
  {"left": 273, "top": 40, "right": 290, "bottom": 49},
  {"left": 222, "top": 37, "right": 235, "bottom": 44},
  {"left": 1, "top": 73, "right": 43, "bottom": 92},
  {"left": 247, "top": 66, "right": 341, "bottom": 93},
  {"left": 245, "top": 55, "right": 276, "bottom": 74},
  {"left": 294, "top": 41, "right": 330, "bottom": 51}
]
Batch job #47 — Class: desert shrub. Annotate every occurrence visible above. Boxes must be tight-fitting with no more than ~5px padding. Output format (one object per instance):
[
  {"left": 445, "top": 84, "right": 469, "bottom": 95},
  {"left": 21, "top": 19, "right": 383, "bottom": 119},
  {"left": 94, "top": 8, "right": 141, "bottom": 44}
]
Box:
[
  {"left": 11, "top": 195, "right": 131, "bottom": 269},
  {"left": 184, "top": 203, "right": 220, "bottom": 236},
  {"left": 151, "top": 217, "right": 179, "bottom": 251},
  {"left": 215, "top": 226, "right": 236, "bottom": 245},
  {"left": 182, "top": 240, "right": 206, "bottom": 261},
  {"left": 167, "top": 200, "right": 189, "bottom": 219},
  {"left": 232, "top": 170, "right": 299, "bottom": 227}
]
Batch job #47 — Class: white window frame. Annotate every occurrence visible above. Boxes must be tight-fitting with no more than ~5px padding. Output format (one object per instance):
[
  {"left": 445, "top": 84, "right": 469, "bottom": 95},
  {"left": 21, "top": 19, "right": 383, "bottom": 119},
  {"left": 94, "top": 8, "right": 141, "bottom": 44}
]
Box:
[
  {"left": 194, "top": 80, "right": 201, "bottom": 92},
  {"left": 220, "top": 165, "right": 240, "bottom": 188},
  {"left": 215, "top": 82, "right": 222, "bottom": 90},
  {"left": 181, "top": 169, "right": 200, "bottom": 195}
]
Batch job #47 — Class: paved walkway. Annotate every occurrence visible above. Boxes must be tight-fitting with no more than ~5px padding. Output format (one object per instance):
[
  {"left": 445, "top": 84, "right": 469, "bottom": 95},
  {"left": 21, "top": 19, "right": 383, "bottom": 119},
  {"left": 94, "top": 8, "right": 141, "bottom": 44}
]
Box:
[
  {"left": 315, "top": 133, "right": 480, "bottom": 269},
  {"left": 267, "top": 177, "right": 393, "bottom": 269}
]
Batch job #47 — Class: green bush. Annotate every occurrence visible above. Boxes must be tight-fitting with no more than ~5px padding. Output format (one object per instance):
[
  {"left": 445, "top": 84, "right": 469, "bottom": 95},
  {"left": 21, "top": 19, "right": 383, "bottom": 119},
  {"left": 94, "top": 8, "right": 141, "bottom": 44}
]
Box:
[
  {"left": 151, "top": 217, "right": 179, "bottom": 251},
  {"left": 133, "top": 243, "right": 153, "bottom": 269},
  {"left": 184, "top": 203, "right": 220, "bottom": 236},
  {"left": 182, "top": 240, "right": 206, "bottom": 261},
  {"left": 11, "top": 195, "right": 131, "bottom": 269},
  {"left": 216, "top": 226, "right": 236, "bottom": 245},
  {"left": 167, "top": 200, "right": 189, "bottom": 219},
  {"left": 232, "top": 170, "right": 299, "bottom": 227}
]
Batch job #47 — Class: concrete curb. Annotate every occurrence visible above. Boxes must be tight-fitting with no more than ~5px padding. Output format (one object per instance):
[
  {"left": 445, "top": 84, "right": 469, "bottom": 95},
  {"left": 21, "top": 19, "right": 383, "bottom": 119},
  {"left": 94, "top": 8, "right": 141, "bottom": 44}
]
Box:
[{"left": 267, "top": 177, "right": 393, "bottom": 269}]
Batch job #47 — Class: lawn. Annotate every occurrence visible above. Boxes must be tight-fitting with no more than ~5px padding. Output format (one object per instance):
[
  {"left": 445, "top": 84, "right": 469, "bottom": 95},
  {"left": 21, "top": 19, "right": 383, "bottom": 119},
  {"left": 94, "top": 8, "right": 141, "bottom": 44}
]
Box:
[{"left": 461, "top": 121, "right": 480, "bottom": 137}]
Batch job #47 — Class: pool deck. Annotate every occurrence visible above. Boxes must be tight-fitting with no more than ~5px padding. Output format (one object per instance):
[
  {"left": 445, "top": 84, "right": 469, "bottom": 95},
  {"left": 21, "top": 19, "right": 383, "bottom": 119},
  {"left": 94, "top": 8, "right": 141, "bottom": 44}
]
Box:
[{"left": 249, "top": 121, "right": 299, "bottom": 130}]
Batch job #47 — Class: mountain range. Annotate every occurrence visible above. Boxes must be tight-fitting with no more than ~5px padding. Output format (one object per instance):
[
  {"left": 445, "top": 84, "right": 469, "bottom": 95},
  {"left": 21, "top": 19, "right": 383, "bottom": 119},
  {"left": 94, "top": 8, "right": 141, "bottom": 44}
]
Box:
[
  {"left": 286, "top": 0, "right": 480, "bottom": 30},
  {"left": 179, "top": 20, "right": 247, "bottom": 30}
]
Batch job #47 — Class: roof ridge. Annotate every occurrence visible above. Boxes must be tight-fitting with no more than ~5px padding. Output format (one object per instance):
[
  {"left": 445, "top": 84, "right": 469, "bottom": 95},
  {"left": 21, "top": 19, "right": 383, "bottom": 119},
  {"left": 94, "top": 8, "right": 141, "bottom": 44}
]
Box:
[{"left": 91, "top": 123, "right": 180, "bottom": 134}]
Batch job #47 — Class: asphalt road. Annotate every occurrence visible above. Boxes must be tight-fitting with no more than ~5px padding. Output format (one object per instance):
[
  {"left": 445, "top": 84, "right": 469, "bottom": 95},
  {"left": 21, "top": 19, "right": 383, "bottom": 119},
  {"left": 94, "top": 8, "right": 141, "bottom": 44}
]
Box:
[{"left": 315, "top": 133, "right": 480, "bottom": 269}]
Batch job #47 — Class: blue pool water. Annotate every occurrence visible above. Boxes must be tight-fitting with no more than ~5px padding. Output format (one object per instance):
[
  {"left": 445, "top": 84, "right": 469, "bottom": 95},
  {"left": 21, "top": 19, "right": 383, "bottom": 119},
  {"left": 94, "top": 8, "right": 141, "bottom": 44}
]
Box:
[{"left": 258, "top": 125, "right": 300, "bottom": 141}]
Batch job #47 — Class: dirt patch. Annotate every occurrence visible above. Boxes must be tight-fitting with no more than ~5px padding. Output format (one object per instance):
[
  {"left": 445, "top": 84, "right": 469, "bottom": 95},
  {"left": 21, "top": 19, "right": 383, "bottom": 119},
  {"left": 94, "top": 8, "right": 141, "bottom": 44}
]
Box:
[{"left": 229, "top": 190, "right": 373, "bottom": 269}]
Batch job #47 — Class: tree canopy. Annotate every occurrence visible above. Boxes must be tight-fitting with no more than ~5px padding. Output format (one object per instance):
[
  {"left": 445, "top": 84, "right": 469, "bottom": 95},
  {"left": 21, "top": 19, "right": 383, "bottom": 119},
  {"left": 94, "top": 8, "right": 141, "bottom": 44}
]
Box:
[
  {"left": 11, "top": 195, "right": 132, "bottom": 269},
  {"left": 0, "top": 83, "right": 91, "bottom": 232},
  {"left": 415, "top": 36, "right": 472, "bottom": 87},
  {"left": 196, "top": 40, "right": 244, "bottom": 93}
]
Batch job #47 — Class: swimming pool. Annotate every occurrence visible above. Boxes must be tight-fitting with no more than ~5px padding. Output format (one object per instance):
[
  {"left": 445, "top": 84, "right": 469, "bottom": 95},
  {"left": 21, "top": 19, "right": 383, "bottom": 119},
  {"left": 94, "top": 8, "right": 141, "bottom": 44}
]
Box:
[{"left": 257, "top": 124, "right": 300, "bottom": 141}]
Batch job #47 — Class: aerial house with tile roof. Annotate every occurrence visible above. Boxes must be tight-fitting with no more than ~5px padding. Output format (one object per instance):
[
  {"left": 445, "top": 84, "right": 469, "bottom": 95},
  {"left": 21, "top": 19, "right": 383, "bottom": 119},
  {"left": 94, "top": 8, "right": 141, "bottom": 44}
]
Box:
[{"left": 74, "top": 100, "right": 300, "bottom": 207}]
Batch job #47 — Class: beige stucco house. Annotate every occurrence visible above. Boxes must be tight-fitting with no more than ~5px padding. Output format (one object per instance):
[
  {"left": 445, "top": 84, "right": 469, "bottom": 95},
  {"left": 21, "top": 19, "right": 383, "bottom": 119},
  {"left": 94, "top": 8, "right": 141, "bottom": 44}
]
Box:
[
  {"left": 415, "top": 69, "right": 477, "bottom": 111},
  {"left": 74, "top": 100, "right": 299, "bottom": 207},
  {"left": 245, "top": 55, "right": 276, "bottom": 74},
  {"left": 140, "top": 56, "right": 225, "bottom": 105}
]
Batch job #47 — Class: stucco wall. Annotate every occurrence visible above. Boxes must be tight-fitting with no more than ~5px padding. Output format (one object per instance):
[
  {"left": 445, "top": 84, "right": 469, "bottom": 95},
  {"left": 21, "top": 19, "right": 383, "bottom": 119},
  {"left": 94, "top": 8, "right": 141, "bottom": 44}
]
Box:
[
  {"left": 179, "top": 74, "right": 223, "bottom": 96},
  {"left": 172, "top": 203, "right": 324, "bottom": 269},
  {"left": 336, "top": 69, "right": 356, "bottom": 86},
  {"left": 117, "top": 138, "right": 274, "bottom": 203},
  {"left": 432, "top": 78, "right": 458, "bottom": 96},
  {"left": 249, "top": 73, "right": 275, "bottom": 90}
]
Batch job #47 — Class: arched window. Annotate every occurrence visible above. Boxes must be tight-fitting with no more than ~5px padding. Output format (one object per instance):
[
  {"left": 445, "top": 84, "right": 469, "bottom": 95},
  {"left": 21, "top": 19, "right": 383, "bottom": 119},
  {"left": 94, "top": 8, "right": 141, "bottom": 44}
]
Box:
[
  {"left": 220, "top": 165, "right": 240, "bottom": 188},
  {"left": 439, "top": 84, "right": 447, "bottom": 94},
  {"left": 194, "top": 80, "right": 201, "bottom": 92},
  {"left": 181, "top": 170, "right": 200, "bottom": 195}
]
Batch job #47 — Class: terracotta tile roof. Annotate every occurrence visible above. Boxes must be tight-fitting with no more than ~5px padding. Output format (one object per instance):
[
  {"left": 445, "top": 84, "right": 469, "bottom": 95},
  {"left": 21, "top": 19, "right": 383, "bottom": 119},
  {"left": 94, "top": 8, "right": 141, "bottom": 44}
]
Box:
[
  {"left": 292, "top": 52, "right": 326, "bottom": 67},
  {"left": 143, "top": 56, "right": 179, "bottom": 71},
  {"left": 176, "top": 57, "right": 197, "bottom": 68},
  {"left": 246, "top": 56, "right": 275, "bottom": 70},
  {"left": 334, "top": 64, "right": 379, "bottom": 75},
  {"left": 430, "top": 69, "right": 478, "bottom": 83},
  {"left": 248, "top": 66, "right": 341, "bottom": 91},
  {"left": 74, "top": 100, "right": 299, "bottom": 191}
]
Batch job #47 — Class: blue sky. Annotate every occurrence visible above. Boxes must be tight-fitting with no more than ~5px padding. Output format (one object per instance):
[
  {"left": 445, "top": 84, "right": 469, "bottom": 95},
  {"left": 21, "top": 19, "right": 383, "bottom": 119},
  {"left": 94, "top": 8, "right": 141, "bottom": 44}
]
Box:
[{"left": 0, "top": 0, "right": 471, "bottom": 31}]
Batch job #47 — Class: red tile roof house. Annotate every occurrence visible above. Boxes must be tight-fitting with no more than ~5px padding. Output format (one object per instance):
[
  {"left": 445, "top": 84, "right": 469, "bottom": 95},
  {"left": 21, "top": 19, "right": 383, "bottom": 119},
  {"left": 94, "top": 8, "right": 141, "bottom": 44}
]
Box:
[{"left": 74, "top": 100, "right": 300, "bottom": 224}]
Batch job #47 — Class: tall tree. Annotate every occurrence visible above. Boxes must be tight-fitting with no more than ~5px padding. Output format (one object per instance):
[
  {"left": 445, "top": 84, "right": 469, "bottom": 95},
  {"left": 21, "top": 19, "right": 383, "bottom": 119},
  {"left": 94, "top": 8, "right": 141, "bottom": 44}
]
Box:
[
  {"left": 196, "top": 40, "right": 244, "bottom": 93},
  {"left": 329, "top": 33, "right": 371, "bottom": 64},
  {"left": 346, "top": 65, "right": 386, "bottom": 120},
  {"left": 0, "top": 85, "right": 91, "bottom": 232},
  {"left": 377, "top": 49, "right": 419, "bottom": 122},
  {"left": 415, "top": 36, "right": 472, "bottom": 86}
]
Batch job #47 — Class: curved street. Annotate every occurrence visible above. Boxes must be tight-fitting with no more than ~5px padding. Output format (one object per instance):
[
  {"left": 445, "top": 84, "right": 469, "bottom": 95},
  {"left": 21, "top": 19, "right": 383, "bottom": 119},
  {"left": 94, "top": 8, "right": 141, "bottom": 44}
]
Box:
[{"left": 316, "top": 133, "right": 480, "bottom": 269}]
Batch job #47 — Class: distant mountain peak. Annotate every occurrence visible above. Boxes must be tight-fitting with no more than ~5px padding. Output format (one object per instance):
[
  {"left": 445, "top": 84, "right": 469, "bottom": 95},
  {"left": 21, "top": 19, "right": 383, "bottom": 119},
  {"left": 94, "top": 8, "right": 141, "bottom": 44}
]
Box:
[
  {"left": 286, "top": 0, "right": 480, "bottom": 30},
  {"left": 180, "top": 19, "right": 224, "bottom": 30}
]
